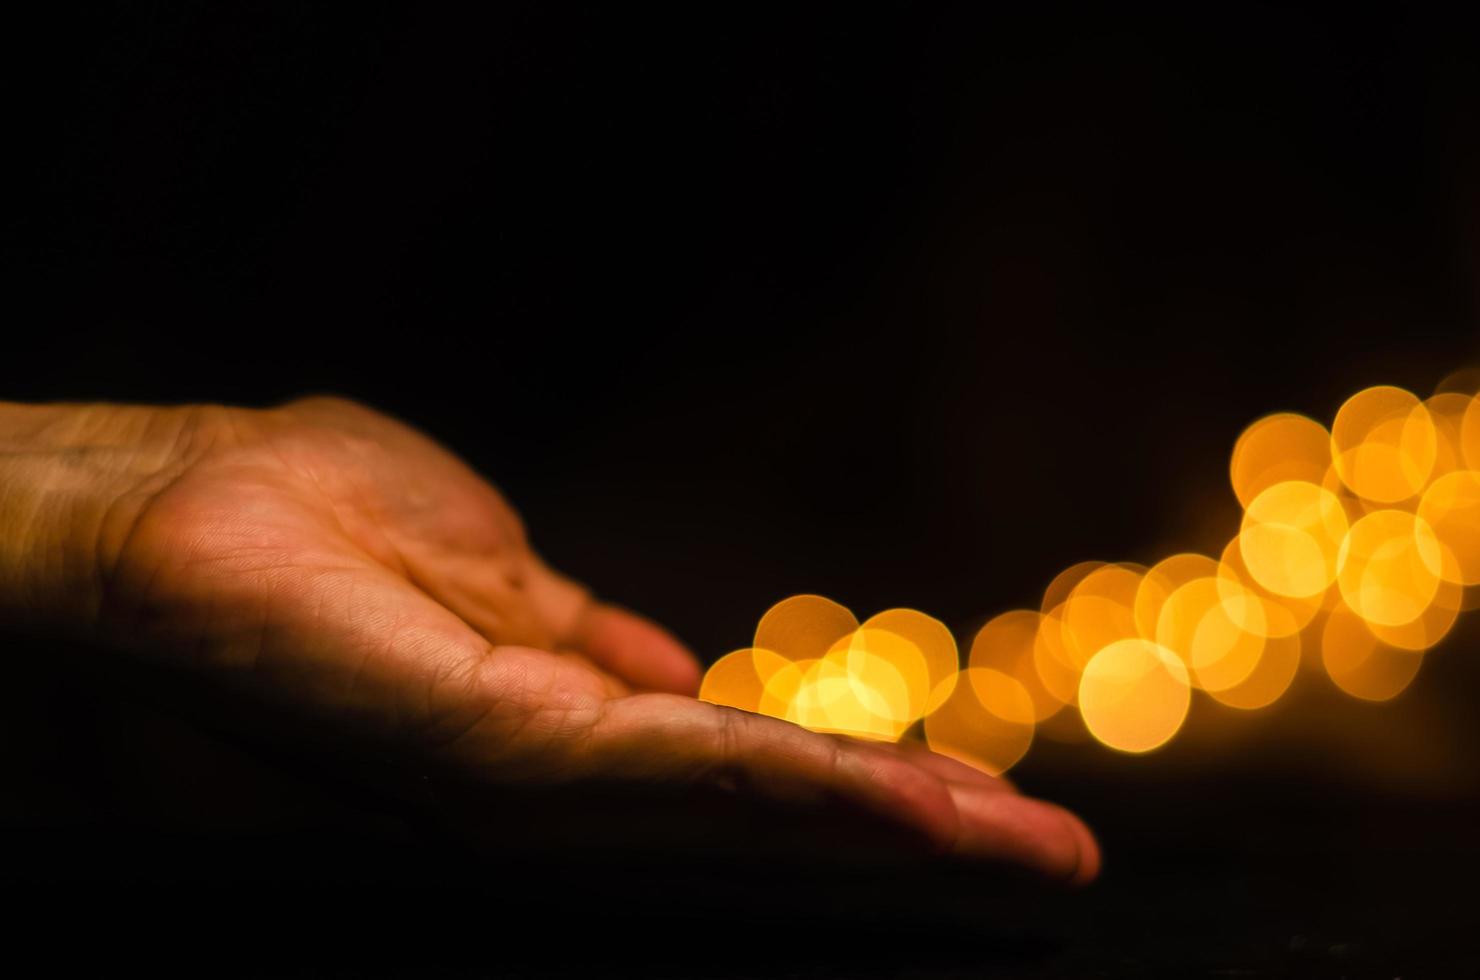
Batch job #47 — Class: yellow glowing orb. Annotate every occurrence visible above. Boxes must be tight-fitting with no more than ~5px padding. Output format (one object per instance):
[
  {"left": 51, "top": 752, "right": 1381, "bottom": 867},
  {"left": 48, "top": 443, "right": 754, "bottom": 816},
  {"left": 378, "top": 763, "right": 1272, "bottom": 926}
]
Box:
[
  {"left": 1058, "top": 563, "right": 1144, "bottom": 668},
  {"left": 1216, "top": 537, "right": 1321, "bottom": 638},
  {"left": 1153, "top": 576, "right": 1266, "bottom": 693},
  {"left": 1361, "top": 574, "right": 1461, "bottom": 651},
  {"left": 969, "top": 609, "right": 1065, "bottom": 721},
  {"left": 1239, "top": 480, "right": 1349, "bottom": 598},
  {"left": 1418, "top": 469, "right": 1480, "bottom": 586},
  {"left": 858, "top": 608, "right": 959, "bottom": 713},
  {"left": 1336, "top": 510, "right": 1443, "bottom": 627},
  {"left": 1331, "top": 385, "right": 1437, "bottom": 503},
  {"left": 1134, "top": 553, "right": 1220, "bottom": 639},
  {"left": 1321, "top": 603, "right": 1424, "bottom": 701},
  {"left": 923, "top": 666, "right": 1035, "bottom": 775},
  {"left": 1461, "top": 394, "right": 1480, "bottom": 470},
  {"left": 1205, "top": 630, "right": 1301, "bottom": 710},
  {"left": 785, "top": 649, "right": 912, "bottom": 741},
  {"left": 1032, "top": 602, "right": 1086, "bottom": 706},
  {"left": 831, "top": 627, "right": 931, "bottom": 727},
  {"left": 753, "top": 594, "right": 858, "bottom": 663},
  {"left": 699, "top": 647, "right": 791, "bottom": 712},
  {"left": 1423, "top": 392, "right": 1472, "bottom": 483},
  {"left": 1040, "top": 560, "right": 1107, "bottom": 614},
  {"left": 1229, "top": 412, "right": 1332, "bottom": 508},
  {"left": 1078, "top": 638, "right": 1191, "bottom": 754}
]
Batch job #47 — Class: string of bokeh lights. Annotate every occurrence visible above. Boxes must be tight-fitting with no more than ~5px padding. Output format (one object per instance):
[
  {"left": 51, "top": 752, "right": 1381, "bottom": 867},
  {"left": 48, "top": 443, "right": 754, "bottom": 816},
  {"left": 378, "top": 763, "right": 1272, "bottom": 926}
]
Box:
[{"left": 699, "top": 371, "right": 1480, "bottom": 775}]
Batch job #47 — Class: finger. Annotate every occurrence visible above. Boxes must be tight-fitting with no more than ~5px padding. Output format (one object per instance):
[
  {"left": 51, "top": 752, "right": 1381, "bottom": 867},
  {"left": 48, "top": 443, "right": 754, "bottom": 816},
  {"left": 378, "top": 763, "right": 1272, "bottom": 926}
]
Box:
[
  {"left": 859, "top": 738, "right": 1018, "bottom": 792},
  {"left": 552, "top": 648, "right": 632, "bottom": 698},
  {"left": 946, "top": 781, "right": 1100, "bottom": 885},
  {"left": 568, "top": 603, "right": 701, "bottom": 695},
  {"left": 524, "top": 558, "right": 701, "bottom": 695},
  {"left": 582, "top": 695, "right": 961, "bottom": 855}
]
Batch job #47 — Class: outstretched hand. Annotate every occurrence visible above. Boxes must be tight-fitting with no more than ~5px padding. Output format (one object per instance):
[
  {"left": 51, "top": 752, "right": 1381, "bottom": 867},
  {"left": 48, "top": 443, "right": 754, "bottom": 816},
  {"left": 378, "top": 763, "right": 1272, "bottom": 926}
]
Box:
[{"left": 0, "top": 397, "right": 1097, "bottom": 883}]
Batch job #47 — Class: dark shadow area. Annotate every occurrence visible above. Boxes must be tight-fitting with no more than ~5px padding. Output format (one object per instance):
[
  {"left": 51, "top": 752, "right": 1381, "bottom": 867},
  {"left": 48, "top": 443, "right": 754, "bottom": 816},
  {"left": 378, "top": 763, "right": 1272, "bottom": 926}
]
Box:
[{"left": 8, "top": 5, "right": 1480, "bottom": 976}]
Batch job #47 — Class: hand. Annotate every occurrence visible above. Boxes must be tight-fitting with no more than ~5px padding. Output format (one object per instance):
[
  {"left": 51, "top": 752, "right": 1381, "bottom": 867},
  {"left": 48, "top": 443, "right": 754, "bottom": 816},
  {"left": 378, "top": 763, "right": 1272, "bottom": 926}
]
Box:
[{"left": 0, "top": 397, "right": 1098, "bottom": 883}]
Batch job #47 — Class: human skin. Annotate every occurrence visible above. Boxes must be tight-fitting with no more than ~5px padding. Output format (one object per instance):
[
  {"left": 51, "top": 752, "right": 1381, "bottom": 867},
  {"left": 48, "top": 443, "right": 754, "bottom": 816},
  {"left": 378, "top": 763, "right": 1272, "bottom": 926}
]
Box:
[{"left": 0, "top": 397, "right": 1098, "bottom": 884}]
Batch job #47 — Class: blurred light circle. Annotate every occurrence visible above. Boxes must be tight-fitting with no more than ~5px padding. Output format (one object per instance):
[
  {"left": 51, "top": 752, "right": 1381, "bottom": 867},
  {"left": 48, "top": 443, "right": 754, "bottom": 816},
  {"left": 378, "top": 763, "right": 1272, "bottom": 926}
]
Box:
[
  {"left": 757, "top": 657, "right": 814, "bottom": 719},
  {"left": 832, "top": 627, "right": 931, "bottom": 726},
  {"left": 1362, "top": 573, "right": 1461, "bottom": 651},
  {"left": 1032, "top": 602, "right": 1085, "bottom": 706},
  {"left": 1229, "top": 413, "right": 1331, "bottom": 508},
  {"left": 789, "top": 647, "right": 912, "bottom": 740},
  {"left": 859, "top": 608, "right": 959, "bottom": 714},
  {"left": 1435, "top": 367, "right": 1480, "bottom": 396},
  {"left": 1058, "top": 563, "right": 1144, "bottom": 669},
  {"left": 1417, "top": 469, "right": 1480, "bottom": 586},
  {"left": 1040, "top": 560, "right": 1107, "bottom": 614},
  {"left": 1321, "top": 603, "right": 1424, "bottom": 701},
  {"left": 968, "top": 609, "right": 1066, "bottom": 722},
  {"left": 1239, "top": 480, "right": 1349, "bottom": 598},
  {"left": 923, "top": 667, "right": 1035, "bottom": 775},
  {"left": 1134, "top": 553, "right": 1220, "bottom": 638},
  {"left": 1461, "top": 394, "right": 1480, "bottom": 469},
  {"left": 1205, "top": 630, "right": 1301, "bottom": 710},
  {"left": 1217, "top": 536, "right": 1321, "bottom": 637},
  {"left": 753, "top": 594, "right": 858, "bottom": 663},
  {"left": 1154, "top": 576, "right": 1266, "bottom": 692},
  {"left": 698, "top": 647, "right": 791, "bottom": 712},
  {"left": 1331, "top": 385, "right": 1437, "bottom": 503},
  {"left": 1078, "top": 638, "right": 1191, "bottom": 754},
  {"left": 1422, "top": 392, "right": 1472, "bottom": 483},
  {"left": 1336, "top": 510, "right": 1443, "bottom": 627}
]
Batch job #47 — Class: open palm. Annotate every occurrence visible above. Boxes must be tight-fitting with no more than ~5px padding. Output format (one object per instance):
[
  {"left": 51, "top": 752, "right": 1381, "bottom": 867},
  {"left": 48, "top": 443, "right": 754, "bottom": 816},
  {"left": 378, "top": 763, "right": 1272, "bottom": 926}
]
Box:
[{"left": 73, "top": 397, "right": 1097, "bottom": 882}]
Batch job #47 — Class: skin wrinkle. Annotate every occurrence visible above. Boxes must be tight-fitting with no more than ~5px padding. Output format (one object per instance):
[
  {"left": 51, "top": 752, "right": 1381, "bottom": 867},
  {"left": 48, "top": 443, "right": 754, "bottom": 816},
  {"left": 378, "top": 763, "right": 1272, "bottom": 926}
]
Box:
[{"left": 0, "top": 397, "right": 1099, "bottom": 881}]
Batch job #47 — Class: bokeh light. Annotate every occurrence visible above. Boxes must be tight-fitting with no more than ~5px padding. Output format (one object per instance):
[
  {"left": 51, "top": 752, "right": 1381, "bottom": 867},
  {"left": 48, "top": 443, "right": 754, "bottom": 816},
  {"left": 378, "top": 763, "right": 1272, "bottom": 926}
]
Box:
[
  {"left": 699, "top": 647, "right": 791, "bottom": 713},
  {"left": 1321, "top": 603, "right": 1424, "bottom": 702},
  {"left": 924, "top": 666, "right": 1035, "bottom": 775},
  {"left": 1229, "top": 412, "right": 1331, "bottom": 508},
  {"left": 1078, "top": 639, "right": 1191, "bottom": 753},
  {"left": 968, "top": 610, "right": 1065, "bottom": 722},
  {"left": 1418, "top": 469, "right": 1480, "bottom": 585},
  {"left": 1239, "top": 481, "right": 1349, "bottom": 598},
  {"left": 1206, "top": 630, "right": 1300, "bottom": 710},
  {"left": 1330, "top": 385, "right": 1436, "bottom": 504},
  {"left": 859, "top": 609, "right": 959, "bottom": 713},
  {"left": 1336, "top": 510, "right": 1442, "bottom": 627},
  {"left": 700, "top": 372, "right": 1480, "bottom": 776},
  {"left": 753, "top": 594, "right": 858, "bottom": 663},
  {"left": 1153, "top": 576, "right": 1265, "bottom": 693}
]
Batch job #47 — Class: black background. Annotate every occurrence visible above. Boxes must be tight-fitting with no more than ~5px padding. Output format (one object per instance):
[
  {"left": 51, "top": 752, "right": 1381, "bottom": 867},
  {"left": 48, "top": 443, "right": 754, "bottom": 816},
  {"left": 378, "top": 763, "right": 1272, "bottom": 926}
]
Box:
[{"left": 9, "top": 5, "right": 1480, "bottom": 976}]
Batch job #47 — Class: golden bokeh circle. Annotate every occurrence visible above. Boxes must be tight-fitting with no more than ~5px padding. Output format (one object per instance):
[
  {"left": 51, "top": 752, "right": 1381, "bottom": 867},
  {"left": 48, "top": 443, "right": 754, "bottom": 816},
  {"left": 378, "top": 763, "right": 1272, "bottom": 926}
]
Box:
[
  {"left": 1239, "top": 480, "right": 1349, "bottom": 598},
  {"left": 1078, "top": 638, "right": 1191, "bottom": 754},
  {"left": 698, "top": 647, "right": 791, "bottom": 713},
  {"left": 968, "top": 609, "right": 1066, "bottom": 722},
  {"left": 923, "top": 666, "right": 1036, "bottom": 775},
  {"left": 1230, "top": 412, "right": 1331, "bottom": 509},
  {"left": 1321, "top": 603, "right": 1424, "bottom": 702},
  {"left": 859, "top": 608, "right": 959, "bottom": 714},
  {"left": 1418, "top": 469, "right": 1480, "bottom": 586},
  {"left": 753, "top": 594, "right": 858, "bottom": 663},
  {"left": 1330, "top": 385, "right": 1437, "bottom": 504},
  {"left": 1336, "top": 510, "right": 1443, "bottom": 627},
  {"left": 1205, "top": 630, "right": 1301, "bottom": 710}
]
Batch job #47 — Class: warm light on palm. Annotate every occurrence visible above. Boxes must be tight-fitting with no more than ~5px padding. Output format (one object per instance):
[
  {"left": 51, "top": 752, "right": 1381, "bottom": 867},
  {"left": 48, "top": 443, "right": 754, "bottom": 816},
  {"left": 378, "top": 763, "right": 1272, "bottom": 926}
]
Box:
[{"left": 50, "top": 397, "right": 1099, "bottom": 882}]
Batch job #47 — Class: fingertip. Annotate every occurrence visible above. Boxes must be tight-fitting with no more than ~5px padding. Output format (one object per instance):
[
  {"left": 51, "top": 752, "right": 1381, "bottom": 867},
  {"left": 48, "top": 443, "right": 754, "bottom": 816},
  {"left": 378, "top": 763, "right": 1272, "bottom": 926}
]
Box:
[
  {"left": 580, "top": 604, "right": 702, "bottom": 694},
  {"left": 946, "top": 785, "right": 1085, "bottom": 884},
  {"left": 1063, "top": 810, "right": 1102, "bottom": 887}
]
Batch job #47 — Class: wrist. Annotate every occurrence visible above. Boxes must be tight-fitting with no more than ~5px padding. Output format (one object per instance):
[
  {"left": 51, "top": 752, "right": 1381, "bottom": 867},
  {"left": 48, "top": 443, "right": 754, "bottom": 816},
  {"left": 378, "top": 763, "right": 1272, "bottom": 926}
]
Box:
[{"left": 0, "top": 402, "right": 207, "bottom": 629}]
